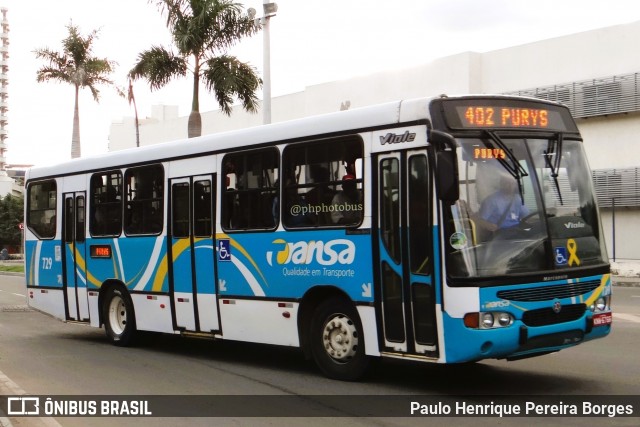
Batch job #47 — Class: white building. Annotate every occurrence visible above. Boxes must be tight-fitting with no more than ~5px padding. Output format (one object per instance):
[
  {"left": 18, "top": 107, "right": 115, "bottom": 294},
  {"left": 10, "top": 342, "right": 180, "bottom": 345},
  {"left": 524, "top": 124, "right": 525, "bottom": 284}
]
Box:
[{"left": 109, "top": 20, "right": 640, "bottom": 260}]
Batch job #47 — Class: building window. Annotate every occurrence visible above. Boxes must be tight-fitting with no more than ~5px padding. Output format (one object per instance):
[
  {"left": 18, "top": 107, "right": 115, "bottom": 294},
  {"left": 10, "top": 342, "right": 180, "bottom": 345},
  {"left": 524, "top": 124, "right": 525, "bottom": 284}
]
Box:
[
  {"left": 582, "top": 82, "right": 622, "bottom": 116},
  {"left": 505, "top": 72, "right": 640, "bottom": 119},
  {"left": 534, "top": 88, "right": 571, "bottom": 105},
  {"left": 592, "top": 168, "right": 640, "bottom": 208}
]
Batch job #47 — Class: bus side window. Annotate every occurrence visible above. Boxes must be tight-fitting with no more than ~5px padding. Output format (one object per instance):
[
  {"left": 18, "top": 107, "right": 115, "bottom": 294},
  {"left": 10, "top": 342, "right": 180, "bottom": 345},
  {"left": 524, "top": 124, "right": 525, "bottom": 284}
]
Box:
[
  {"left": 282, "top": 136, "right": 363, "bottom": 228},
  {"left": 221, "top": 149, "right": 279, "bottom": 231},
  {"left": 27, "top": 180, "right": 57, "bottom": 239},
  {"left": 124, "top": 164, "right": 164, "bottom": 236},
  {"left": 90, "top": 171, "right": 123, "bottom": 236}
]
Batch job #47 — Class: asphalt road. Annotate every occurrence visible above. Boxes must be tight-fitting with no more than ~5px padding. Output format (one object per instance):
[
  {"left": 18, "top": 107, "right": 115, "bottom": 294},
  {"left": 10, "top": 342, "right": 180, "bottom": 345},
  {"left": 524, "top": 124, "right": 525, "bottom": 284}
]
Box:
[{"left": 1, "top": 275, "right": 639, "bottom": 427}]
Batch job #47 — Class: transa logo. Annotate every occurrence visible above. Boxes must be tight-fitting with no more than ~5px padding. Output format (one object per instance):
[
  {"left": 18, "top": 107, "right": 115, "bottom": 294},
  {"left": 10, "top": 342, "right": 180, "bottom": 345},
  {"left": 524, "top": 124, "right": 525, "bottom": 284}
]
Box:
[{"left": 266, "top": 239, "right": 356, "bottom": 266}]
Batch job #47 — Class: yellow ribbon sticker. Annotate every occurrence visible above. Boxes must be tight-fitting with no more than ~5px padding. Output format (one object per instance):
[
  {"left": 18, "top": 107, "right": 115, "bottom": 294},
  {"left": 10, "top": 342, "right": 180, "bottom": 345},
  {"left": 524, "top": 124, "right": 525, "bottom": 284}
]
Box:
[{"left": 567, "top": 238, "right": 581, "bottom": 266}]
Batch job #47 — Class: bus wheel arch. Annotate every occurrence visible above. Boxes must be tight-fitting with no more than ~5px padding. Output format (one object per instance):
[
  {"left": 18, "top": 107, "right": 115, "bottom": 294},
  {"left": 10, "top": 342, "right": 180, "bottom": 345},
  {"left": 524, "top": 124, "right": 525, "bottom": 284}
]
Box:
[
  {"left": 299, "top": 287, "right": 369, "bottom": 381},
  {"left": 100, "top": 281, "right": 137, "bottom": 347}
]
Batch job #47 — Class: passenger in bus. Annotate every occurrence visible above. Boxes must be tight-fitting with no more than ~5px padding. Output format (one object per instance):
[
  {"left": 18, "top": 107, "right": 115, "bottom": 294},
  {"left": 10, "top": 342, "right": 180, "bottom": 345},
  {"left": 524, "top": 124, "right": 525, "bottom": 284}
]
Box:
[
  {"left": 126, "top": 209, "right": 142, "bottom": 234},
  {"left": 93, "top": 207, "right": 106, "bottom": 234},
  {"left": 305, "top": 165, "right": 334, "bottom": 225},
  {"left": 282, "top": 178, "right": 314, "bottom": 226},
  {"left": 308, "top": 164, "right": 330, "bottom": 194},
  {"left": 477, "top": 174, "right": 529, "bottom": 233},
  {"left": 331, "top": 174, "right": 362, "bottom": 225},
  {"left": 45, "top": 215, "right": 56, "bottom": 236}
]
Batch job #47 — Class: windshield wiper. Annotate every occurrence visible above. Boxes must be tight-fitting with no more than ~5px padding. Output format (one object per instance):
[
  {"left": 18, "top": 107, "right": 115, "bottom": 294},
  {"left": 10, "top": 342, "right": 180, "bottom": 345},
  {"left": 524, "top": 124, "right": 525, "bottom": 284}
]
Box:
[
  {"left": 544, "top": 133, "right": 564, "bottom": 205},
  {"left": 484, "top": 130, "right": 529, "bottom": 200}
]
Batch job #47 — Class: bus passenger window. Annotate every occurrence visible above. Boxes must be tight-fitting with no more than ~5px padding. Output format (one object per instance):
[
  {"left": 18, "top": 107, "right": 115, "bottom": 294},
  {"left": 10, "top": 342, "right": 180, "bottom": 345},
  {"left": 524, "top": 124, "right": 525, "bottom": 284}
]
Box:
[
  {"left": 124, "top": 164, "right": 164, "bottom": 236},
  {"left": 282, "top": 136, "right": 364, "bottom": 228},
  {"left": 221, "top": 148, "right": 279, "bottom": 231},
  {"left": 90, "top": 171, "right": 122, "bottom": 236},
  {"left": 27, "top": 180, "right": 57, "bottom": 239}
]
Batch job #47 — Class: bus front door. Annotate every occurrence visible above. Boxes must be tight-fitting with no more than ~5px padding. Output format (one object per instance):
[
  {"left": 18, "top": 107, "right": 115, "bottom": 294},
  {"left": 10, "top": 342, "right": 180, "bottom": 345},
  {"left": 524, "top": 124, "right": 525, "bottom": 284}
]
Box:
[
  {"left": 376, "top": 150, "right": 438, "bottom": 357},
  {"left": 169, "top": 175, "right": 219, "bottom": 333},
  {"left": 62, "top": 192, "right": 89, "bottom": 322}
]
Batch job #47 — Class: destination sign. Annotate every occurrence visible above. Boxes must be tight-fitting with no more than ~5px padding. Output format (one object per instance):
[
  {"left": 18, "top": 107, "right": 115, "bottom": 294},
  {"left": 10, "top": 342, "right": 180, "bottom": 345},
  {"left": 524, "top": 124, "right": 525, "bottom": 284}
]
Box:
[
  {"left": 90, "top": 245, "right": 112, "bottom": 259},
  {"left": 458, "top": 106, "right": 549, "bottom": 129},
  {"left": 437, "top": 98, "right": 579, "bottom": 133}
]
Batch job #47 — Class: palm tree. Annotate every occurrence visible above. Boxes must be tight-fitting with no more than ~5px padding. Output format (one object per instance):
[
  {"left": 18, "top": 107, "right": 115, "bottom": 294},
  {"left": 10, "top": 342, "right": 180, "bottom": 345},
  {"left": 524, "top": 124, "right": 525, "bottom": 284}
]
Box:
[
  {"left": 34, "top": 24, "right": 117, "bottom": 159},
  {"left": 128, "top": 79, "right": 141, "bottom": 147},
  {"left": 130, "top": 0, "right": 262, "bottom": 138}
]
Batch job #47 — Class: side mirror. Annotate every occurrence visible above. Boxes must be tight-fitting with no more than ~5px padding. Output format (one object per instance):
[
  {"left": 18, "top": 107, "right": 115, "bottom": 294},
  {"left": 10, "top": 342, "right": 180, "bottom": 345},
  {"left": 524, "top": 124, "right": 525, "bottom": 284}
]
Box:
[{"left": 430, "top": 130, "right": 459, "bottom": 203}]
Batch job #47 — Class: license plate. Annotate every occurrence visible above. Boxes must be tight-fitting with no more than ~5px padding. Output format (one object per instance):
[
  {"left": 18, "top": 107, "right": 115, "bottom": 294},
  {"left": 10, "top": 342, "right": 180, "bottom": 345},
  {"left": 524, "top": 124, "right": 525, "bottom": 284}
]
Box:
[{"left": 592, "top": 313, "right": 612, "bottom": 326}]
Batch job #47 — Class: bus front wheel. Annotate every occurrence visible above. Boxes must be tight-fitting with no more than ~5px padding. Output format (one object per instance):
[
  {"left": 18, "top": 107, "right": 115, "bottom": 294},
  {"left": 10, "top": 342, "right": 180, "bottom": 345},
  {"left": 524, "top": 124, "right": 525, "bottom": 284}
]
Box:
[
  {"left": 310, "top": 297, "right": 369, "bottom": 381},
  {"left": 103, "top": 286, "right": 136, "bottom": 346}
]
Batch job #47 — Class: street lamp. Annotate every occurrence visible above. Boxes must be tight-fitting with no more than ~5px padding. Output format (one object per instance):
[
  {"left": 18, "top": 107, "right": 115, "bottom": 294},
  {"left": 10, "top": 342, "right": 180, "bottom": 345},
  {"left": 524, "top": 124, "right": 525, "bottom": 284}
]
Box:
[{"left": 249, "top": 2, "right": 278, "bottom": 125}]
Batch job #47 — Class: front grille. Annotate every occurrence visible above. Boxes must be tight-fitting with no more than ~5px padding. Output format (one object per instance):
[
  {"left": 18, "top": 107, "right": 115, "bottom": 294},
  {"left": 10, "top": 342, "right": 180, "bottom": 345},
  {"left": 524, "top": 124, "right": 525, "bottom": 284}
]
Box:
[
  {"left": 497, "top": 281, "right": 600, "bottom": 302},
  {"left": 522, "top": 304, "right": 586, "bottom": 327}
]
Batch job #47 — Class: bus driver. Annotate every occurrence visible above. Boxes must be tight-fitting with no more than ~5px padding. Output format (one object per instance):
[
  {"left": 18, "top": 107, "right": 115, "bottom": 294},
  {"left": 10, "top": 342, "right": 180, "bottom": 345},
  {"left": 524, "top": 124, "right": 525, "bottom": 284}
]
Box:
[{"left": 477, "top": 173, "right": 529, "bottom": 233}]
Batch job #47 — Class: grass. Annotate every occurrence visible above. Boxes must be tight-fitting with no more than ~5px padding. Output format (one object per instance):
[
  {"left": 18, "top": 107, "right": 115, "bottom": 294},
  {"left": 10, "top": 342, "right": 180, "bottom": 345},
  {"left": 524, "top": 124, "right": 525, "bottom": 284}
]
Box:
[{"left": 0, "top": 264, "right": 24, "bottom": 273}]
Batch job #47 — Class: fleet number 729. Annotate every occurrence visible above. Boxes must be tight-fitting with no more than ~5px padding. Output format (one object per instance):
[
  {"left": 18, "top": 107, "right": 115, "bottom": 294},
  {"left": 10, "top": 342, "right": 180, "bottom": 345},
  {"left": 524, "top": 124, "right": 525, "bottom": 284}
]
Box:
[{"left": 41, "top": 257, "right": 53, "bottom": 270}]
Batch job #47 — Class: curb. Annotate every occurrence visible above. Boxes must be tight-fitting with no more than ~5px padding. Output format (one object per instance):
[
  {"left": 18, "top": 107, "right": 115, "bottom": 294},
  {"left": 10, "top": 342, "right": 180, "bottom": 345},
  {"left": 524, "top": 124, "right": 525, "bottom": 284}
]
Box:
[
  {"left": 611, "top": 278, "right": 640, "bottom": 287},
  {"left": 0, "top": 272, "right": 23, "bottom": 277},
  {"left": 0, "top": 370, "right": 62, "bottom": 427}
]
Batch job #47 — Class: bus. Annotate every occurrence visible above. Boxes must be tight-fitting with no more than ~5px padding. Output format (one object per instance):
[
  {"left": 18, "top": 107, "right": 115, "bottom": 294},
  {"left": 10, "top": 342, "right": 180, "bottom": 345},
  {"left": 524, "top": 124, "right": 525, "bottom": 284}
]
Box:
[{"left": 24, "top": 95, "right": 612, "bottom": 381}]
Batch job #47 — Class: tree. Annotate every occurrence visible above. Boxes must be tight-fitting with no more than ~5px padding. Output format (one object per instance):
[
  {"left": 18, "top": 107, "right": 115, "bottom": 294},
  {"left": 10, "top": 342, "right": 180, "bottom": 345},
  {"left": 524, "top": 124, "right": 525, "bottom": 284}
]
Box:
[
  {"left": 128, "top": 79, "right": 141, "bottom": 147},
  {"left": 0, "top": 194, "right": 23, "bottom": 250},
  {"left": 34, "top": 24, "right": 117, "bottom": 159},
  {"left": 130, "top": 0, "right": 262, "bottom": 138}
]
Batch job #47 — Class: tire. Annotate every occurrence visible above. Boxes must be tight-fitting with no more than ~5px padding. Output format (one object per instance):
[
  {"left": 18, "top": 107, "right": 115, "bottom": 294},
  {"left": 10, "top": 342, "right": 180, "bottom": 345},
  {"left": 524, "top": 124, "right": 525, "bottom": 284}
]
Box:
[
  {"left": 309, "top": 297, "right": 369, "bottom": 381},
  {"left": 103, "top": 286, "right": 137, "bottom": 346}
]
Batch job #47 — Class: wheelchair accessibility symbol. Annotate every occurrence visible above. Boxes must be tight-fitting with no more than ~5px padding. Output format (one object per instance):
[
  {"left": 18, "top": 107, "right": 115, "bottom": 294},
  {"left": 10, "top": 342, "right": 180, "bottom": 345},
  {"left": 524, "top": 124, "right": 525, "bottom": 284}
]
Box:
[
  {"left": 218, "top": 239, "right": 231, "bottom": 262},
  {"left": 554, "top": 246, "right": 568, "bottom": 266}
]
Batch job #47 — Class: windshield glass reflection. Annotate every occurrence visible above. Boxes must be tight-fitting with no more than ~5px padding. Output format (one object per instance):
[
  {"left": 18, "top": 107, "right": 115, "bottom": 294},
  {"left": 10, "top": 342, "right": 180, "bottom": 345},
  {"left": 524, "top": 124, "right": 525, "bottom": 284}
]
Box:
[{"left": 445, "top": 137, "right": 608, "bottom": 280}]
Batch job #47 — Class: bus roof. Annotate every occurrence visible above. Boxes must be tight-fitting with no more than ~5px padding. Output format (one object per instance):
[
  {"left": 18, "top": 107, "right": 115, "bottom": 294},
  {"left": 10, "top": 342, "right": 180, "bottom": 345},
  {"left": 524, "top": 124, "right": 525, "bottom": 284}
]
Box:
[
  {"left": 26, "top": 96, "right": 437, "bottom": 181},
  {"left": 25, "top": 94, "right": 563, "bottom": 181}
]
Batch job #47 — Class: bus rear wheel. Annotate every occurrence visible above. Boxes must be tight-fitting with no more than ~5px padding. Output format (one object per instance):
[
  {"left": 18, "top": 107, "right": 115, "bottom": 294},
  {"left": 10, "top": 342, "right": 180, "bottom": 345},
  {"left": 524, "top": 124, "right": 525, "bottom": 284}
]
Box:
[
  {"left": 103, "top": 286, "right": 136, "bottom": 346},
  {"left": 310, "top": 297, "right": 369, "bottom": 381}
]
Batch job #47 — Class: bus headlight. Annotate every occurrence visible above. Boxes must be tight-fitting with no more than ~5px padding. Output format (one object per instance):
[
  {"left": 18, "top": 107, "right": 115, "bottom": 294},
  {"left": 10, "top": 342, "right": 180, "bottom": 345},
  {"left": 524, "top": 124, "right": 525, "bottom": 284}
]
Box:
[
  {"left": 464, "top": 312, "right": 514, "bottom": 329},
  {"left": 497, "top": 312, "right": 513, "bottom": 327},
  {"left": 481, "top": 313, "right": 494, "bottom": 328}
]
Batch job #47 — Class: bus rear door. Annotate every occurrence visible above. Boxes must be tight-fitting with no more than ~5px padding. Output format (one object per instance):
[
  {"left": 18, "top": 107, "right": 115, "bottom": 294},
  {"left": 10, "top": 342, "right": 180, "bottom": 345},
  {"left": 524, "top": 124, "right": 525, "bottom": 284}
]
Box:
[
  {"left": 62, "top": 191, "right": 90, "bottom": 322},
  {"left": 169, "top": 175, "right": 219, "bottom": 333},
  {"left": 375, "top": 150, "right": 438, "bottom": 357}
]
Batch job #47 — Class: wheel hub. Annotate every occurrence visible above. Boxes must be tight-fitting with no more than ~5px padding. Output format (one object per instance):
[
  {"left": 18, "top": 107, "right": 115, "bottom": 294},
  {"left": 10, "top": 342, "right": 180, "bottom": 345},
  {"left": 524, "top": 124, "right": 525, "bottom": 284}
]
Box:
[
  {"left": 108, "top": 296, "right": 127, "bottom": 335},
  {"left": 322, "top": 315, "right": 358, "bottom": 362}
]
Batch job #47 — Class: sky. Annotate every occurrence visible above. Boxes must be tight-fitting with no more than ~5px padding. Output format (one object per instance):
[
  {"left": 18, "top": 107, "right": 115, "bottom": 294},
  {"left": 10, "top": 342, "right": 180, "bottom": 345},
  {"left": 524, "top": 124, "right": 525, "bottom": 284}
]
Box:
[{"left": 2, "top": 0, "right": 640, "bottom": 167}]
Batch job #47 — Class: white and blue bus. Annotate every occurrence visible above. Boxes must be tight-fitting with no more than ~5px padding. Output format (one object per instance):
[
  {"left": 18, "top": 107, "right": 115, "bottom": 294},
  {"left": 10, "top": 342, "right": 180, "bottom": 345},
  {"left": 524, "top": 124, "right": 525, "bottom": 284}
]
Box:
[{"left": 24, "top": 95, "right": 612, "bottom": 380}]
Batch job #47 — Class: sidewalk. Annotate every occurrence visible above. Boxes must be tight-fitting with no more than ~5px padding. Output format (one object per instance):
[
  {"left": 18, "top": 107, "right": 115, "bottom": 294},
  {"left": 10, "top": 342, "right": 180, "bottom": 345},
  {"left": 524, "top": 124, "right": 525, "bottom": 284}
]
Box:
[{"left": 610, "top": 260, "right": 640, "bottom": 287}]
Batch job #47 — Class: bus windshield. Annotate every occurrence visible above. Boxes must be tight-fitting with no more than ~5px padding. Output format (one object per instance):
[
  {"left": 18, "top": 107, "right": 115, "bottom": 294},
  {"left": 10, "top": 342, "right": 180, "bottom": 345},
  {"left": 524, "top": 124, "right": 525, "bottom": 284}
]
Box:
[{"left": 444, "top": 135, "right": 608, "bottom": 280}]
